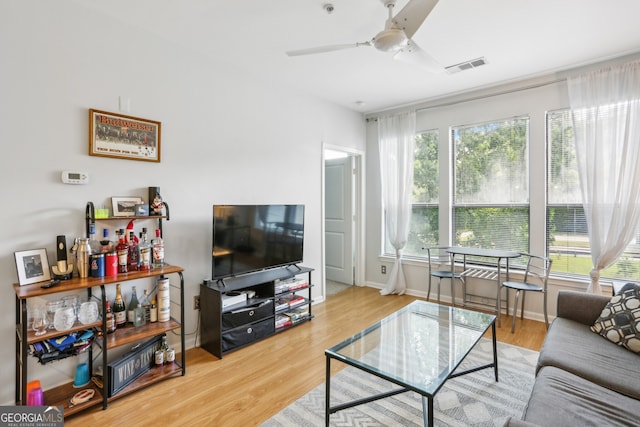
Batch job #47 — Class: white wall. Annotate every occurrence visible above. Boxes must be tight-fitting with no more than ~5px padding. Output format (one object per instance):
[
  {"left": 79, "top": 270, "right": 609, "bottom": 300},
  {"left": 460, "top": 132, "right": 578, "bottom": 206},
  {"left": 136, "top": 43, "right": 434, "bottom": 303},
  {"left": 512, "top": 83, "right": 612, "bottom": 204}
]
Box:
[{"left": 0, "top": 2, "right": 365, "bottom": 404}]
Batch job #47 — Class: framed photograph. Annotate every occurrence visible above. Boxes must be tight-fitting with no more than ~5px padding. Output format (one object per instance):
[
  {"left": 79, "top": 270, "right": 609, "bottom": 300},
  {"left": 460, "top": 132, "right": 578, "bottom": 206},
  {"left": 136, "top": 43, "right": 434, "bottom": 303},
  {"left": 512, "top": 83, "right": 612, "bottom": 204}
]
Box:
[
  {"left": 112, "top": 197, "right": 144, "bottom": 217},
  {"left": 15, "top": 249, "right": 51, "bottom": 286},
  {"left": 89, "top": 109, "right": 161, "bottom": 163}
]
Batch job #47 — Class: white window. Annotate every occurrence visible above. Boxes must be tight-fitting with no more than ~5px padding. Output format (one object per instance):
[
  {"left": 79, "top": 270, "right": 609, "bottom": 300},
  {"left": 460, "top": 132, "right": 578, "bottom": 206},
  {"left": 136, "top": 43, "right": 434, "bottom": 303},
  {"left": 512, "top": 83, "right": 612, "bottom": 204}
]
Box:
[
  {"left": 546, "top": 109, "right": 640, "bottom": 280},
  {"left": 452, "top": 117, "right": 530, "bottom": 262}
]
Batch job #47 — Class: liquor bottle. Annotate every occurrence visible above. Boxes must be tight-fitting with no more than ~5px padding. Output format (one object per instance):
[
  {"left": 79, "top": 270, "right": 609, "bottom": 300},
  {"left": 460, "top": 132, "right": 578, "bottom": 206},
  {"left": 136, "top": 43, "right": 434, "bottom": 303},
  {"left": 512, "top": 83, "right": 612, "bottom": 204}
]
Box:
[
  {"left": 160, "top": 334, "right": 168, "bottom": 350},
  {"left": 127, "top": 231, "right": 139, "bottom": 271},
  {"left": 116, "top": 229, "right": 128, "bottom": 273},
  {"left": 88, "top": 223, "right": 101, "bottom": 254},
  {"left": 113, "top": 284, "right": 127, "bottom": 328},
  {"left": 160, "top": 334, "right": 169, "bottom": 363},
  {"left": 157, "top": 277, "right": 170, "bottom": 322},
  {"left": 127, "top": 285, "right": 139, "bottom": 324},
  {"left": 138, "top": 228, "right": 152, "bottom": 271},
  {"left": 140, "top": 289, "right": 151, "bottom": 322},
  {"left": 105, "top": 300, "right": 116, "bottom": 333},
  {"left": 152, "top": 229, "right": 164, "bottom": 268},
  {"left": 100, "top": 228, "right": 114, "bottom": 253},
  {"left": 150, "top": 299, "right": 158, "bottom": 323}
]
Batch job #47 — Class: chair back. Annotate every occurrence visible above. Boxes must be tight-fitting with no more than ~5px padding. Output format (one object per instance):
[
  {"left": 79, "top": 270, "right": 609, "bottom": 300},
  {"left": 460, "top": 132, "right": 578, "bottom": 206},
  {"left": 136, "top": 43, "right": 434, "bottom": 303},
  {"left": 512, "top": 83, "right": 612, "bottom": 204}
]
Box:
[
  {"left": 424, "top": 247, "right": 452, "bottom": 274},
  {"left": 522, "top": 253, "right": 553, "bottom": 290}
]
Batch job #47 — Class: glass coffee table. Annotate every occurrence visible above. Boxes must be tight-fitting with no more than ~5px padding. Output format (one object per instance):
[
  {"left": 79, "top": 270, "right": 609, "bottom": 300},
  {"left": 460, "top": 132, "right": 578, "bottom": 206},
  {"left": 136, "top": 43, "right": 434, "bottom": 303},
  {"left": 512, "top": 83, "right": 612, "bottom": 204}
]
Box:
[{"left": 325, "top": 300, "right": 497, "bottom": 426}]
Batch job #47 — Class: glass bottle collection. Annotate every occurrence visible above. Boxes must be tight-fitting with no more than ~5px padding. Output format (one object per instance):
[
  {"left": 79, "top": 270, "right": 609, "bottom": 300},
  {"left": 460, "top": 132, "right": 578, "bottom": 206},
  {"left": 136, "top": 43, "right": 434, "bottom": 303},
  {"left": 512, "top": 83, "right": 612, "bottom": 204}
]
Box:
[
  {"left": 89, "top": 225, "right": 164, "bottom": 278},
  {"left": 88, "top": 224, "right": 166, "bottom": 332},
  {"left": 107, "top": 281, "right": 174, "bottom": 365},
  {"left": 107, "top": 282, "right": 161, "bottom": 334}
]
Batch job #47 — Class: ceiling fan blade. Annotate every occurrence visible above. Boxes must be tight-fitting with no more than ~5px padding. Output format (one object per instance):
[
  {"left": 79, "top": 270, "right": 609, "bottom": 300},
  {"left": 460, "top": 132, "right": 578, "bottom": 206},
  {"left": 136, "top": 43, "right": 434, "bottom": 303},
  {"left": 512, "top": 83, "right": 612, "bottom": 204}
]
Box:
[
  {"left": 394, "top": 39, "right": 443, "bottom": 73},
  {"left": 286, "top": 41, "right": 370, "bottom": 57},
  {"left": 394, "top": 0, "right": 439, "bottom": 39}
]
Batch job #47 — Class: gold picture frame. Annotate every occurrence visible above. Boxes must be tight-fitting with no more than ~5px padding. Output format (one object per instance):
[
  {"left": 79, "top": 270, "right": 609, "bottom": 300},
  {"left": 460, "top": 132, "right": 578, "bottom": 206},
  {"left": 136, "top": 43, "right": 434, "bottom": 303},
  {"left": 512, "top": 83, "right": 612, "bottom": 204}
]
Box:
[{"left": 89, "top": 109, "right": 161, "bottom": 162}]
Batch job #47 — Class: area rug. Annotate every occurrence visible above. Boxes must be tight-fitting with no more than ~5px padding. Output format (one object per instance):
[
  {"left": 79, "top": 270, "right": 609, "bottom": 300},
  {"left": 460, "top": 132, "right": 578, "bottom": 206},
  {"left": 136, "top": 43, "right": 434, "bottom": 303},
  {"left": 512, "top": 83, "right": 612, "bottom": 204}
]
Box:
[{"left": 261, "top": 340, "right": 538, "bottom": 427}]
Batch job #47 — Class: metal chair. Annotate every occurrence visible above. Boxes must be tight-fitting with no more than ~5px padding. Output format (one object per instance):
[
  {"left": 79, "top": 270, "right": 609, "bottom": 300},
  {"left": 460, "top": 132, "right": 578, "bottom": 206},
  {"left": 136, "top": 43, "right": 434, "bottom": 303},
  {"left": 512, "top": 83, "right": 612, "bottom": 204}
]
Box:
[
  {"left": 501, "top": 253, "right": 552, "bottom": 333},
  {"left": 425, "top": 247, "right": 464, "bottom": 306}
]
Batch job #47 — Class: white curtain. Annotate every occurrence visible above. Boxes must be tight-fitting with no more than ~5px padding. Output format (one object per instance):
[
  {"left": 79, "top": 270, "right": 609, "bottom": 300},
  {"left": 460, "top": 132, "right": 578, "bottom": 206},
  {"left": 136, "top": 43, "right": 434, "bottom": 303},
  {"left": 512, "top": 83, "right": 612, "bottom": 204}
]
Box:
[
  {"left": 378, "top": 111, "right": 416, "bottom": 295},
  {"left": 568, "top": 61, "right": 640, "bottom": 293}
]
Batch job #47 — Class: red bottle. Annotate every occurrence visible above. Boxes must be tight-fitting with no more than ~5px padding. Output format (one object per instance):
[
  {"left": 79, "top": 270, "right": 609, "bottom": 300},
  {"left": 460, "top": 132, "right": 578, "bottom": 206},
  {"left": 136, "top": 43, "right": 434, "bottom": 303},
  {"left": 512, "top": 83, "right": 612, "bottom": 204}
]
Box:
[
  {"left": 116, "top": 228, "right": 128, "bottom": 273},
  {"left": 128, "top": 231, "right": 139, "bottom": 271}
]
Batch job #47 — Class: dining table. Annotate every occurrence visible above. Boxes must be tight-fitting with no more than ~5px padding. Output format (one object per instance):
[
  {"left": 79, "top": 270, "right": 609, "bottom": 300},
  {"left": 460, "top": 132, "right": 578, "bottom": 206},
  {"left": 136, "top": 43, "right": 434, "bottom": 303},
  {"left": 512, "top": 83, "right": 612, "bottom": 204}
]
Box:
[{"left": 445, "top": 247, "right": 521, "bottom": 326}]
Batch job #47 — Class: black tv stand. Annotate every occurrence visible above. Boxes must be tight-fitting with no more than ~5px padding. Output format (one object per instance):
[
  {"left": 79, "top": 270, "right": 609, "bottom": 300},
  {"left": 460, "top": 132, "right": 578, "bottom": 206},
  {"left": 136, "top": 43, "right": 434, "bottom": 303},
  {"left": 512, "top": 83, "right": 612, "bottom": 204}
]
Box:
[{"left": 200, "top": 265, "right": 314, "bottom": 358}]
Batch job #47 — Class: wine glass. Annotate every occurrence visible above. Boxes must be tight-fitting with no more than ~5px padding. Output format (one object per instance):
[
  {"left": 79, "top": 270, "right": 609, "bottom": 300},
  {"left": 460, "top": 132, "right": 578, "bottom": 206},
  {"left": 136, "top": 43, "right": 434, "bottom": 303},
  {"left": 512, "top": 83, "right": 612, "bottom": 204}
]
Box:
[{"left": 32, "top": 307, "right": 48, "bottom": 336}]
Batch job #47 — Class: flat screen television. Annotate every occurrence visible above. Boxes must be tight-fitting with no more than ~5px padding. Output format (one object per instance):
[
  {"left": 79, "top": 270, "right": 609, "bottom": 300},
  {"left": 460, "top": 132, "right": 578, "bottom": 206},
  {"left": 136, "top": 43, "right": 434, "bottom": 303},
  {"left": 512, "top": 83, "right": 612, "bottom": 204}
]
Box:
[{"left": 212, "top": 204, "right": 305, "bottom": 279}]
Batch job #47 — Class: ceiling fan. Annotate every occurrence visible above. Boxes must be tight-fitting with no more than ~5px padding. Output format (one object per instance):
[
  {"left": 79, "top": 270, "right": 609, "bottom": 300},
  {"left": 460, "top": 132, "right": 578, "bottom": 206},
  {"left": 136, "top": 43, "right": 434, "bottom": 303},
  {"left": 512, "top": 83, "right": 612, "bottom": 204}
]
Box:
[{"left": 286, "top": 0, "right": 442, "bottom": 73}]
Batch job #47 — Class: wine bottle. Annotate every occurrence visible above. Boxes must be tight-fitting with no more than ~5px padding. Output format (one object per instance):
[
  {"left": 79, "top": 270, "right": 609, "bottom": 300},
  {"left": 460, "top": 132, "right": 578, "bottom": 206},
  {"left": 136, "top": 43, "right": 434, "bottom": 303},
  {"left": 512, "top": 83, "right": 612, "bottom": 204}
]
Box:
[
  {"left": 152, "top": 229, "right": 164, "bottom": 268},
  {"left": 113, "top": 284, "right": 127, "bottom": 328},
  {"left": 127, "top": 231, "right": 139, "bottom": 271},
  {"left": 105, "top": 300, "right": 116, "bottom": 333},
  {"left": 138, "top": 228, "right": 152, "bottom": 271},
  {"left": 127, "top": 285, "right": 139, "bottom": 324},
  {"left": 116, "top": 229, "right": 128, "bottom": 273}
]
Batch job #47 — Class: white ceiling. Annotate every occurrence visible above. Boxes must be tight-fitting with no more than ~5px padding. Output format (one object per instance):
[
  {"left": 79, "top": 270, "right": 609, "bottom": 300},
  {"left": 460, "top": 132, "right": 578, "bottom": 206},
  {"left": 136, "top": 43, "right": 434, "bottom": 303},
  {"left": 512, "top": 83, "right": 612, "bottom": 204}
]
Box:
[{"left": 80, "top": 0, "right": 640, "bottom": 113}]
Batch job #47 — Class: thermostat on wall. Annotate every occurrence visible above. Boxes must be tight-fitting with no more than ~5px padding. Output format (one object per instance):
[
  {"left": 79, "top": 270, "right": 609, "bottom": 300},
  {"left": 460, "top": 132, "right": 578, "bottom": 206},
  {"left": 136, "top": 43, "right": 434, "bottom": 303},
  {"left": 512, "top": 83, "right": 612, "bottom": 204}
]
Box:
[{"left": 61, "top": 171, "right": 89, "bottom": 185}]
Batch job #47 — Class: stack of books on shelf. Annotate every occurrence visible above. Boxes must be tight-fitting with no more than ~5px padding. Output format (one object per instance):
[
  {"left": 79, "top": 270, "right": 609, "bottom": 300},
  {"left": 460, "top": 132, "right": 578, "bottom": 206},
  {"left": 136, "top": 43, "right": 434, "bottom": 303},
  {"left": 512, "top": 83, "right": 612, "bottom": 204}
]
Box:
[
  {"left": 275, "top": 314, "right": 292, "bottom": 329},
  {"left": 283, "top": 306, "right": 310, "bottom": 324},
  {"left": 274, "top": 281, "right": 289, "bottom": 295},
  {"left": 275, "top": 294, "right": 306, "bottom": 311},
  {"left": 274, "top": 277, "right": 308, "bottom": 294},
  {"left": 275, "top": 298, "right": 289, "bottom": 312},
  {"left": 275, "top": 306, "right": 310, "bottom": 329}
]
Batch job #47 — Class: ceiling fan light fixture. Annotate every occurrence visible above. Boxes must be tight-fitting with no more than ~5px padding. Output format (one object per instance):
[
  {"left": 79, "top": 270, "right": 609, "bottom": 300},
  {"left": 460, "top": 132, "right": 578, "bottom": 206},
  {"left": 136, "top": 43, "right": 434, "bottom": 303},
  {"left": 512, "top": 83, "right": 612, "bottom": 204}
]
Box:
[{"left": 373, "top": 28, "right": 408, "bottom": 52}]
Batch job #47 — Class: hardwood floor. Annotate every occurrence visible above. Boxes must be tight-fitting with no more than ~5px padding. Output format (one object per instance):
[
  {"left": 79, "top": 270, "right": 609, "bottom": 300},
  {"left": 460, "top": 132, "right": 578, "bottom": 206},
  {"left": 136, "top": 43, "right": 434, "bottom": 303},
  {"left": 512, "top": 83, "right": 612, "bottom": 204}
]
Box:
[{"left": 65, "top": 285, "right": 547, "bottom": 427}]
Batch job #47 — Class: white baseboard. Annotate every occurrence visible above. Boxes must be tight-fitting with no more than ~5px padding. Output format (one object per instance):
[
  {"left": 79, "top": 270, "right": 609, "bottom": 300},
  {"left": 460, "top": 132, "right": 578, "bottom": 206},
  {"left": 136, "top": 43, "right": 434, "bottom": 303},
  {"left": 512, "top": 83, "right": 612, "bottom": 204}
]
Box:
[{"left": 363, "top": 280, "right": 554, "bottom": 324}]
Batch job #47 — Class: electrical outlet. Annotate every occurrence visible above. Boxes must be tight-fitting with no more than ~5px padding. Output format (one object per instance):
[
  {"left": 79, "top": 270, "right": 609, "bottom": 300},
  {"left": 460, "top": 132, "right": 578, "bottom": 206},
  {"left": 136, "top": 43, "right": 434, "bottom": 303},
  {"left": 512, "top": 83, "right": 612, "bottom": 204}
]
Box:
[
  {"left": 193, "top": 295, "right": 200, "bottom": 310},
  {"left": 381, "top": 265, "right": 386, "bottom": 274}
]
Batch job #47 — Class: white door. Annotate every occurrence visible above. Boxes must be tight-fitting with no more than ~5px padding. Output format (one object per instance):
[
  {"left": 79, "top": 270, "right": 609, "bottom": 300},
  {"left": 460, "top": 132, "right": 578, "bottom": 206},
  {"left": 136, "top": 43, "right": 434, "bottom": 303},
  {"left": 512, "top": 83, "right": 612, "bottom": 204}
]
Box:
[{"left": 325, "top": 156, "right": 354, "bottom": 284}]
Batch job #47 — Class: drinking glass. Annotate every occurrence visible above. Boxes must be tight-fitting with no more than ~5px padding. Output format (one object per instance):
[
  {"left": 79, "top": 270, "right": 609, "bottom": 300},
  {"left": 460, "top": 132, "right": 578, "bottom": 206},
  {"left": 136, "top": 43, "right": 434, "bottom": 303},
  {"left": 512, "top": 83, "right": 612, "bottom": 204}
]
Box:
[
  {"left": 46, "top": 300, "right": 64, "bottom": 329},
  {"left": 62, "top": 295, "right": 80, "bottom": 321},
  {"left": 32, "top": 307, "right": 48, "bottom": 336}
]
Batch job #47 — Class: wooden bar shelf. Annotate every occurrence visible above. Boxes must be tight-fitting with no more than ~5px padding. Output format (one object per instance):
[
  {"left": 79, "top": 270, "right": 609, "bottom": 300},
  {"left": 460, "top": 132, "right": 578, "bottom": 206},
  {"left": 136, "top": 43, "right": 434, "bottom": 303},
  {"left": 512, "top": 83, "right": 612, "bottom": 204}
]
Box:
[
  {"left": 104, "top": 319, "right": 181, "bottom": 350},
  {"left": 14, "top": 200, "right": 185, "bottom": 419},
  {"left": 43, "top": 382, "right": 103, "bottom": 416},
  {"left": 24, "top": 320, "right": 102, "bottom": 345}
]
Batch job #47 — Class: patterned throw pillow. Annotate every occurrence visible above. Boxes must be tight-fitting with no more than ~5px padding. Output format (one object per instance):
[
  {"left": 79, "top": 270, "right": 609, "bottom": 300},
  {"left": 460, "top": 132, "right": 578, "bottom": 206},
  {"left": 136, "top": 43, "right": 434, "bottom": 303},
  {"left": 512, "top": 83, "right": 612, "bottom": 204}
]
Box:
[{"left": 591, "top": 285, "right": 640, "bottom": 353}]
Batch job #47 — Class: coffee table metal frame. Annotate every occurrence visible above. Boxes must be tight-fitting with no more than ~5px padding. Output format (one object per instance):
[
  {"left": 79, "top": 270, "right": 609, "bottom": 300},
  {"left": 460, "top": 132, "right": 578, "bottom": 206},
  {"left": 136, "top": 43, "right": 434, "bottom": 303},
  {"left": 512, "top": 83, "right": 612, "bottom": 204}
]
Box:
[{"left": 325, "top": 300, "right": 497, "bottom": 426}]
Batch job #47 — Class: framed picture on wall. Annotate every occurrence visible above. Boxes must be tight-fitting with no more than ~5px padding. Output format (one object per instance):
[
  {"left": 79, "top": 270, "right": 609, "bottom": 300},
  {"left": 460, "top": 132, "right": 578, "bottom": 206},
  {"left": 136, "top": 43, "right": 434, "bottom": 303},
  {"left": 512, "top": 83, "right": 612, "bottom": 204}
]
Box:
[
  {"left": 89, "top": 109, "right": 162, "bottom": 163},
  {"left": 112, "top": 197, "right": 144, "bottom": 217},
  {"left": 15, "top": 249, "right": 51, "bottom": 286}
]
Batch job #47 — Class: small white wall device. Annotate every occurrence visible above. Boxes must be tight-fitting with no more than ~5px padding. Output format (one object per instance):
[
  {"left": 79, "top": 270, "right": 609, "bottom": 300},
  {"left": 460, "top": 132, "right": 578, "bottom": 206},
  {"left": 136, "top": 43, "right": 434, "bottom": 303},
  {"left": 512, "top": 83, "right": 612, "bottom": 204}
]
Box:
[{"left": 61, "top": 171, "right": 89, "bottom": 185}]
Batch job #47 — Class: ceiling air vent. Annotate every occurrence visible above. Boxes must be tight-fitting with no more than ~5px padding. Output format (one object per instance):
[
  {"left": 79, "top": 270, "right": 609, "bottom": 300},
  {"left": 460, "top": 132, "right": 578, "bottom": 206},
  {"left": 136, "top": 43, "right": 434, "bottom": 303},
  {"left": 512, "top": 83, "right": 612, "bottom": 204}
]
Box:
[{"left": 445, "top": 57, "right": 487, "bottom": 74}]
